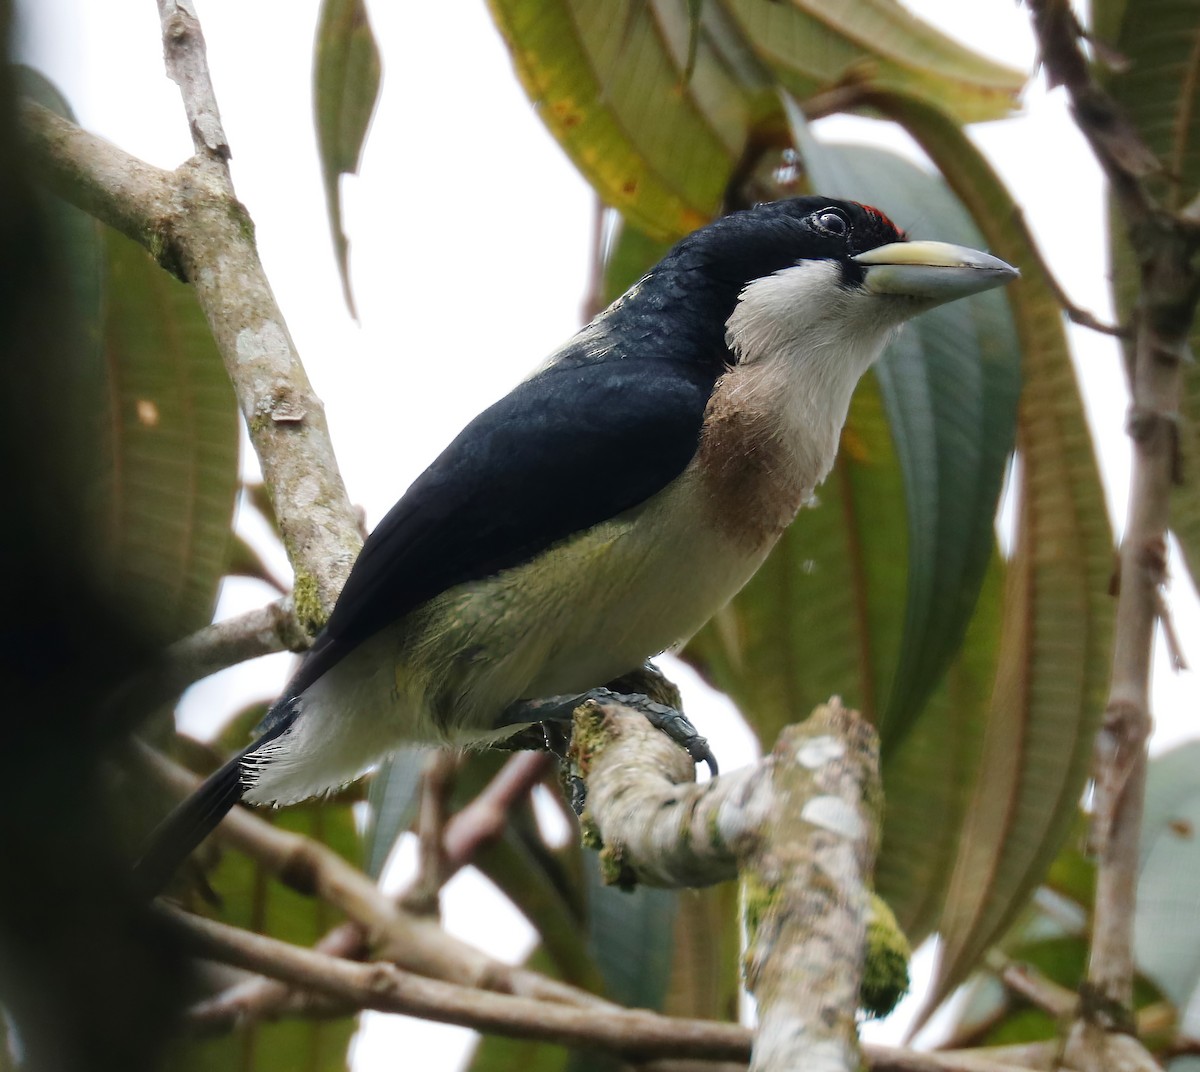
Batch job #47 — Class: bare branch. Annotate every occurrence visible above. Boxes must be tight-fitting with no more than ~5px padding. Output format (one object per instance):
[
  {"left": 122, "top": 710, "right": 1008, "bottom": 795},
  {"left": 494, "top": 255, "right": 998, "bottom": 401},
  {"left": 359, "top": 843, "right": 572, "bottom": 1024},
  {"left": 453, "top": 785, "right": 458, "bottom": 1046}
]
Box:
[
  {"left": 989, "top": 954, "right": 1076, "bottom": 1019},
  {"left": 185, "top": 923, "right": 363, "bottom": 1035},
  {"left": 138, "top": 745, "right": 604, "bottom": 1011},
  {"left": 156, "top": 0, "right": 230, "bottom": 159},
  {"left": 104, "top": 599, "right": 305, "bottom": 735},
  {"left": 163, "top": 907, "right": 1037, "bottom": 1072},
  {"left": 159, "top": 905, "right": 752, "bottom": 1062},
  {"left": 18, "top": 100, "right": 181, "bottom": 271},
  {"left": 405, "top": 750, "right": 460, "bottom": 916},
  {"left": 187, "top": 748, "right": 557, "bottom": 1033},
  {"left": 1026, "top": 3, "right": 1200, "bottom": 1065}
]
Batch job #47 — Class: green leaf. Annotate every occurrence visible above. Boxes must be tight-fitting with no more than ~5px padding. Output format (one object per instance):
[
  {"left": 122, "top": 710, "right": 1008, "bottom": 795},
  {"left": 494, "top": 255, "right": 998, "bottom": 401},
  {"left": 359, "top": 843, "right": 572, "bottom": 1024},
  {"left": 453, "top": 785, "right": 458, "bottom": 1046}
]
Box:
[
  {"left": 581, "top": 852, "right": 677, "bottom": 1010},
  {"left": 663, "top": 883, "right": 742, "bottom": 1022},
  {"left": 97, "top": 230, "right": 240, "bottom": 641},
  {"left": 314, "top": 0, "right": 381, "bottom": 318},
  {"left": 1135, "top": 741, "right": 1200, "bottom": 1010},
  {"left": 18, "top": 69, "right": 239, "bottom": 647},
  {"left": 875, "top": 556, "right": 1002, "bottom": 942},
  {"left": 786, "top": 110, "right": 1021, "bottom": 744},
  {"left": 363, "top": 747, "right": 426, "bottom": 879},
  {"left": 485, "top": 0, "right": 1023, "bottom": 240},
  {"left": 868, "top": 93, "right": 1114, "bottom": 1015}
]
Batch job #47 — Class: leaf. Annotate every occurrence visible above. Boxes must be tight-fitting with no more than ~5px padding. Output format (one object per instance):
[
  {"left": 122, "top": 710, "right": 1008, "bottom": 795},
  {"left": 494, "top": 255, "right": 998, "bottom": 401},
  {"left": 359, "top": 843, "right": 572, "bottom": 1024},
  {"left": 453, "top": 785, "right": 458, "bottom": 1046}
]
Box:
[
  {"left": 581, "top": 851, "right": 677, "bottom": 1010},
  {"left": 485, "top": 0, "right": 1023, "bottom": 240},
  {"left": 867, "top": 93, "right": 1114, "bottom": 1015},
  {"left": 97, "top": 230, "right": 241, "bottom": 641},
  {"left": 1135, "top": 741, "right": 1200, "bottom": 1010},
  {"left": 363, "top": 746, "right": 427, "bottom": 879},
  {"left": 874, "top": 556, "right": 1002, "bottom": 942},
  {"left": 662, "top": 883, "right": 742, "bottom": 1022},
  {"left": 786, "top": 108, "right": 1021, "bottom": 744},
  {"left": 313, "top": 0, "right": 381, "bottom": 318},
  {"left": 17, "top": 68, "right": 239, "bottom": 648}
]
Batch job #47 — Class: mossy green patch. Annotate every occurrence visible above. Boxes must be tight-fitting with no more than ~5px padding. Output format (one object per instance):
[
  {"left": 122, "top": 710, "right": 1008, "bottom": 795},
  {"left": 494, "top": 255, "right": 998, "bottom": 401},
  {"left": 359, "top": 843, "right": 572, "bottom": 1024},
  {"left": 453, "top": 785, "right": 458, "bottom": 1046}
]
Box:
[
  {"left": 291, "top": 570, "right": 325, "bottom": 636},
  {"left": 860, "top": 893, "right": 911, "bottom": 1018}
]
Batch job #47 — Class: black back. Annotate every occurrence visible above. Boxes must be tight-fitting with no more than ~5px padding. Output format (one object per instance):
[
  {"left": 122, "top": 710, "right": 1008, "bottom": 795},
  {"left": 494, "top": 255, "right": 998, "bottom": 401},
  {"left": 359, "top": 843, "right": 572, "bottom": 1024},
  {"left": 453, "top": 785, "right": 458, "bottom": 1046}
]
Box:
[{"left": 285, "top": 197, "right": 904, "bottom": 697}]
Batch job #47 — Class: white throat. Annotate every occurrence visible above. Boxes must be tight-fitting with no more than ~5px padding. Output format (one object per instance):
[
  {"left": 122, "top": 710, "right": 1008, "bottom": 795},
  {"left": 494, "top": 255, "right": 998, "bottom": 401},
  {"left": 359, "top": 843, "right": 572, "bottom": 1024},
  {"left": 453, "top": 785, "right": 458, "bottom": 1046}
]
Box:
[{"left": 722, "top": 259, "right": 903, "bottom": 488}]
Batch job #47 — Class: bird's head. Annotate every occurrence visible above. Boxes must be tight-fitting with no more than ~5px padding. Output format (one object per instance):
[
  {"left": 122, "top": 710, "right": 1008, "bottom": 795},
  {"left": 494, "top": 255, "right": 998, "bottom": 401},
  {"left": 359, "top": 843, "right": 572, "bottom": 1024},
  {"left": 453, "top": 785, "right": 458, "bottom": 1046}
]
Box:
[{"left": 685, "top": 196, "right": 1018, "bottom": 393}]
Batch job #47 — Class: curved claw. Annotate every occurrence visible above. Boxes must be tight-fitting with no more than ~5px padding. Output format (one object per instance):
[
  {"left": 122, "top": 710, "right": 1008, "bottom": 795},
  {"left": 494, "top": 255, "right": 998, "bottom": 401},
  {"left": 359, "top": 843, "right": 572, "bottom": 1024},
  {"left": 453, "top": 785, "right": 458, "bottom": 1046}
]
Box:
[{"left": 634, "top": 698, "right": 719, "bottom": 778}]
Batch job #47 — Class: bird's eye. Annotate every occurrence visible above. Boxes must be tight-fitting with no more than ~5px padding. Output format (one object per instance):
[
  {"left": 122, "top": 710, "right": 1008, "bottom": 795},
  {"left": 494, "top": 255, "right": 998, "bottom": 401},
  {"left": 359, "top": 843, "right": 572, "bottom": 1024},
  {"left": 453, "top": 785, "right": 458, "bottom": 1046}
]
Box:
[{"left": 813, "top": 209, "right": 850, "bottom": 237}]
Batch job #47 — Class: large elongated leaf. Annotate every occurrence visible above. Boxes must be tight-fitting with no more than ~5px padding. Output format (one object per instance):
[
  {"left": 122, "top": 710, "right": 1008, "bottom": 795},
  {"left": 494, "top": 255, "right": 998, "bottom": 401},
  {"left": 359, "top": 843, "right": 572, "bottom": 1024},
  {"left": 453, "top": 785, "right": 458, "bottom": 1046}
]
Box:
[
  {"left": 786, "top": 113, "right": 1021, "bottom": 744},
  {"left": 99, "top": 231, "right": 240, "bottom": 641},
  {"left": 314, "top": 0, "right": 381, "bottom": 317},
  {"left": 875, "top": 556, "right": 1002, "bottom": 942},
  {"left": 684, "top": 134, "right": 1020, "bottom": 754},
  {"left": 1091, "top": 0, "right": 1200, "bottom": 595},
  {"left": 868, "top": 93, "right": 1114, "bottom": 1013},
  {"left": 19, "top": 69, "right": 239, "bottom": 646},
  {"left": 486, "top": 0, "right": 1023, "bottom": 240}
]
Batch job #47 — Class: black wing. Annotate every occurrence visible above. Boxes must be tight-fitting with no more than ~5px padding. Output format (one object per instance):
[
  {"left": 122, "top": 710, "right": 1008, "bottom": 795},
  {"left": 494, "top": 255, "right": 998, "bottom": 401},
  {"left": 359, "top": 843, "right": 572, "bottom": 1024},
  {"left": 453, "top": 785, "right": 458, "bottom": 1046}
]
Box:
[{"left": 285, "top": 347, "right": 723, "bottom": 697}]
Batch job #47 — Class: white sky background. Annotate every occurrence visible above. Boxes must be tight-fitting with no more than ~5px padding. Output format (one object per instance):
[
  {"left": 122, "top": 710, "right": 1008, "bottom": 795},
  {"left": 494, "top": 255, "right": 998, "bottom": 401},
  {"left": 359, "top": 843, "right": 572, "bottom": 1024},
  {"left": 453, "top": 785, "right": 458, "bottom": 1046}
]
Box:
[{"left": 13, "top": 0, "right": 1200, "bottom": 1065}]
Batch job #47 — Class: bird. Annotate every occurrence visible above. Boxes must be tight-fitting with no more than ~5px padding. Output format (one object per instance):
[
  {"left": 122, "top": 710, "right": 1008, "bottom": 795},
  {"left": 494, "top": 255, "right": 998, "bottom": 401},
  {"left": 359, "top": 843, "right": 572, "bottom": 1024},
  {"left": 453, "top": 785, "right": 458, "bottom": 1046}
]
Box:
[{"left": 135, "top": 195, "right": 1017, "bottom": 893}]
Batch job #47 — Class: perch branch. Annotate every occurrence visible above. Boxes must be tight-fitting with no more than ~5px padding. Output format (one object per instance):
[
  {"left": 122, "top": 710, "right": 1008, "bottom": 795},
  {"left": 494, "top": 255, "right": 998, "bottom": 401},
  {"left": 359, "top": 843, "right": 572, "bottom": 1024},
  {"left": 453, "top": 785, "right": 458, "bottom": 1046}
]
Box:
[{"left": 576, "top": 696, "right": 880, "bottom": 1072}]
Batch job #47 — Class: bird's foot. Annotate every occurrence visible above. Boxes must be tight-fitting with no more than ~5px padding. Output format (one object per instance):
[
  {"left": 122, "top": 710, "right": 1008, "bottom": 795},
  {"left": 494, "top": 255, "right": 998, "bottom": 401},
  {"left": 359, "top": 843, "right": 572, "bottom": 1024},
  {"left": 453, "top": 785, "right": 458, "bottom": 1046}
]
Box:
[{"left": 503, "top": 687, "right": 718, "bottom": 777}]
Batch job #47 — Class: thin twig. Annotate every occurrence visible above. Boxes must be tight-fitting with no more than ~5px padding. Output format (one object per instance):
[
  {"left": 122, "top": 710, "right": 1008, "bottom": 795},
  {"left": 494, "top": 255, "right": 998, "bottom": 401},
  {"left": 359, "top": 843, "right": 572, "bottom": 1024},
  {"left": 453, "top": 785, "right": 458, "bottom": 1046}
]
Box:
[
  {"left": 406, "top": 751, "right": 460, "bottom": 916},
  {"left": 103, "top": 599, "right": 305, "bottom": 737},
  {"left": 1026, "top": 4, "right": 1200, "bottom": 1066},
  {"left": 989, "top": 954, "right": 1076, "bottom": 1019},
  {"left": 161, "top": 906, "right": 1037, "bottom": 1072},
  {"left": 138, "top": 745, "right": 603, "bottom": 1009},
  {"left": 160, "top": 905, "right": 751, "bottom": 1062},
  {"left": 156, "top": 0, "right": 229, "bottom": 159},
  {"left": 1154, "top": 588, "right": 1189, "bottom": 671}
]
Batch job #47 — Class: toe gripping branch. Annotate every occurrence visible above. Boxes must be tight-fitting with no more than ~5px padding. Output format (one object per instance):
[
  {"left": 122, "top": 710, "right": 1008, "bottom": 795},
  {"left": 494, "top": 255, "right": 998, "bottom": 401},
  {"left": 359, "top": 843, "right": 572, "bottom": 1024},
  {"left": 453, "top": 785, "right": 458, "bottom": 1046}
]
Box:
[{"left": 499, "top": 665, "right": 719, "bottom": 814}]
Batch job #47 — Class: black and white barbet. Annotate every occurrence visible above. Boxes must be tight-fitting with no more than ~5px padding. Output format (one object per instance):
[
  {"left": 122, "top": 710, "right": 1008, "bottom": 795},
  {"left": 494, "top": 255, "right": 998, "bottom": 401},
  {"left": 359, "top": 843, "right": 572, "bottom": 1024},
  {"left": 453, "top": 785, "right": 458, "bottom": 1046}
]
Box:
[{"left": 136, "top": 196, "right": 1017, "bottom": 892}]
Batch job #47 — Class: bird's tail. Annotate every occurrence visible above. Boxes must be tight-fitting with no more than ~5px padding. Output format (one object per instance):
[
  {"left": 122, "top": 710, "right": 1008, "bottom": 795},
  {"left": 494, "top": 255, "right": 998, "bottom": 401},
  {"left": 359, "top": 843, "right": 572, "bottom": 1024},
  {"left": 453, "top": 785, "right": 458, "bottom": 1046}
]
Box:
[{"left": 132, "top": 702, "right": 298, "bottom": 898}]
